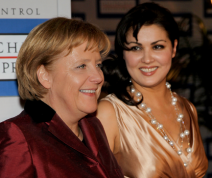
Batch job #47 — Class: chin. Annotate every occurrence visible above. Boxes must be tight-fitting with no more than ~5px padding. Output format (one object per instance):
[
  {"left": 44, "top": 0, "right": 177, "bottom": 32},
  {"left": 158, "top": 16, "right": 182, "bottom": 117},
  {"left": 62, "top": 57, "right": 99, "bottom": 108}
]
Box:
[
  {"left": 81, "top": 105, "right": 98, "bottom": 115},
  {"left": 141, "top": 78, "right": 166, "bottom": 87}
]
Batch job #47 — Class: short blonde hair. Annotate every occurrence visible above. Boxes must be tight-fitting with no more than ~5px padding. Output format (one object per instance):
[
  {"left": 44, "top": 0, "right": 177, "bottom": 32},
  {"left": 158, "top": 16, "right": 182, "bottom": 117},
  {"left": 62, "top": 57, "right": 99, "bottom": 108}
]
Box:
[{"left": 16, "top": 17, "right": 110, "bottom": 100}]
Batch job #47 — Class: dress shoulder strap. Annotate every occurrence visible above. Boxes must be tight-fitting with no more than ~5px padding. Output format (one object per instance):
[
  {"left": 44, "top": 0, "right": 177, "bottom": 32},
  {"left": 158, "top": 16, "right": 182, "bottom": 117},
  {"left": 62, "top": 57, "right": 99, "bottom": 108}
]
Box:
[{"left": 179, "top": 96, "right": 198, "bottom": 122}]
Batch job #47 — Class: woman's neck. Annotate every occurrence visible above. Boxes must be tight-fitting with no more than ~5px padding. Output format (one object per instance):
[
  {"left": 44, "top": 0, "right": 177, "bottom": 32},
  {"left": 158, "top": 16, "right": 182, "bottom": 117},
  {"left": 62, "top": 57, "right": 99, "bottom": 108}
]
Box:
[
  {"left": 132, "top": 81, "right": 171, "bottom": 107},
  {"left": 40, "top": 95, "right": 83, "bottom": 138}
]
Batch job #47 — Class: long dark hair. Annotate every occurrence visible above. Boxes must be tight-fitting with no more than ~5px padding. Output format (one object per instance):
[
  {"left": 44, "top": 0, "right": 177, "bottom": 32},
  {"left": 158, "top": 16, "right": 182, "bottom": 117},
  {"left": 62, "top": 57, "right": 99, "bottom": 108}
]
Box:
[{"left": 102, "top": 2, "right": 179, "bottom": 106}]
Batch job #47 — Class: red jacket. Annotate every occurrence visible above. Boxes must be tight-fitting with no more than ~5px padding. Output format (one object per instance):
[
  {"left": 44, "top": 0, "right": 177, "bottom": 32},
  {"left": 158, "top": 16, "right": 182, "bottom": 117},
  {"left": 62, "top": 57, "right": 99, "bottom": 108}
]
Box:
[{"left": 0, "top": 100, "right": 123, "bottom": 178}]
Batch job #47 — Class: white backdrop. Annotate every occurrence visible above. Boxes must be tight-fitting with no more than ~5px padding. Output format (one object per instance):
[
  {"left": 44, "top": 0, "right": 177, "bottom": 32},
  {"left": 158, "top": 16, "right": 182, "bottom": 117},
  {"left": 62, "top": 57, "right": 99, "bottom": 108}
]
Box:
[{"left": 0, "top": 0, "right": 71, "bottom": 122}]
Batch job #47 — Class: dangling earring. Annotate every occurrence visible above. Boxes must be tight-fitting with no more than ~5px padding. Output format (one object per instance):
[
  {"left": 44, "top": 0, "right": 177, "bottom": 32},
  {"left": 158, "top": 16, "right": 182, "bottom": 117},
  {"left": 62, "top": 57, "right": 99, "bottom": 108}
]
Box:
[{"left": 129, "top": 79, "right": 132, "bottom": 83}]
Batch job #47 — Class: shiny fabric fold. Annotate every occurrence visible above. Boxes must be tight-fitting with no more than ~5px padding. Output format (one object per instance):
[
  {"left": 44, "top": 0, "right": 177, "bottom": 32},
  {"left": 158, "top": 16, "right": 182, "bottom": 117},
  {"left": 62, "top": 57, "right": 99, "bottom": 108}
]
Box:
[{"left": 102, "top": 94, "right": 208, "bottom": 178}]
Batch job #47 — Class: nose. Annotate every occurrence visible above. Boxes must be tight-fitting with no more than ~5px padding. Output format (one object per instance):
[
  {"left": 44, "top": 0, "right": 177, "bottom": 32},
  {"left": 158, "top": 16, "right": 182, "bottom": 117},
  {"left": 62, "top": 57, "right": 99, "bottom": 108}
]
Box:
[
  {"left": 89, "top": 67, "right": 104, "bottom": 84},
  {"left": 141, "top": 49, "right": 154, "bottom": 64}
]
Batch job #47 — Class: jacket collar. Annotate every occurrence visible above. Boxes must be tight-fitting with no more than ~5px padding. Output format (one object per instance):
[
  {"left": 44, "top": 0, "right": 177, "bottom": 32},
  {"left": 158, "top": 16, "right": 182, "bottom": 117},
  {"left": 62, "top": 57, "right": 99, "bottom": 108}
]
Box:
[
  {"left": 79, "top": 116, "right": 99, "bottom": 157},
  {"left": 48, "top": 114, "right": 98, "bottom": 160},
  {"left": 24, "top": 99, "right": 99, "bottom": 161},
  {"left": 24, "top": 99, "right": 55, "bottom": 123}
]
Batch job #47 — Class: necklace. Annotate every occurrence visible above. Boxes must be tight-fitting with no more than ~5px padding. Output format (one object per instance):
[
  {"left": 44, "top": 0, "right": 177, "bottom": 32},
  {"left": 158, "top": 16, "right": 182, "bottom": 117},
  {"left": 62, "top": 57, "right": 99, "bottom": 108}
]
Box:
[{"left": 131, "top": 82, "right": 191, "bottom": 167}]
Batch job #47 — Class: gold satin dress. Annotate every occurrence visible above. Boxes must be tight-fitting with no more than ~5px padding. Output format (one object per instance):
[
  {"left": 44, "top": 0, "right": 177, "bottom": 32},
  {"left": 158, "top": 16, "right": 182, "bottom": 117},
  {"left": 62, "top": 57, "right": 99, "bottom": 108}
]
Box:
[{"left": 102, "top": 94, "right": 208, "bottom": 178}]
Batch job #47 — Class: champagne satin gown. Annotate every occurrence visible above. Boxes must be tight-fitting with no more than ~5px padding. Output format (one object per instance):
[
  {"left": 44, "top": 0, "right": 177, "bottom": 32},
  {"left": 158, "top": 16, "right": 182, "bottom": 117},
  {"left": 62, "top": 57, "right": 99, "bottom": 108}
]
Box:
[{"left": 101, "top": 94, "right": 208, "bottom": 178}]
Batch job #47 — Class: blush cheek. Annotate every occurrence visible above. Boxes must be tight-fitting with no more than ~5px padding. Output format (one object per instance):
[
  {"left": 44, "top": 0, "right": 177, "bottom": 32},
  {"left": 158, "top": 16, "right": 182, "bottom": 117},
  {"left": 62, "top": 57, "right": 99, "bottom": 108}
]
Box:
[
  {"left": 124, "top": 53, "right": 141, "bottom": 68},
  {"left": 155, "top": 51, "right": 172, "bottom": 66}
]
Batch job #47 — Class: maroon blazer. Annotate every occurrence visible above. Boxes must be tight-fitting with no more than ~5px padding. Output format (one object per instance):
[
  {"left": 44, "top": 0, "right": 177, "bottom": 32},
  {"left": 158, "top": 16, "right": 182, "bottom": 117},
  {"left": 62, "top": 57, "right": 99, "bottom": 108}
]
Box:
[{"left": 0, "top": 100, "right": 123, "bottom": 178}]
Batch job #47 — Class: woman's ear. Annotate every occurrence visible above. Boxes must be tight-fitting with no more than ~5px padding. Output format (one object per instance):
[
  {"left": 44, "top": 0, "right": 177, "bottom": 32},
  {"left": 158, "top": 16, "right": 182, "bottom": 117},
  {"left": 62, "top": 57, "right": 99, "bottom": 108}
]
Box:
[
  {"left": 37, "top": 65, "right": 51, "bottom": 89},
  {"left": 172, "top": 39, "right": 178, "bottom": 58}
]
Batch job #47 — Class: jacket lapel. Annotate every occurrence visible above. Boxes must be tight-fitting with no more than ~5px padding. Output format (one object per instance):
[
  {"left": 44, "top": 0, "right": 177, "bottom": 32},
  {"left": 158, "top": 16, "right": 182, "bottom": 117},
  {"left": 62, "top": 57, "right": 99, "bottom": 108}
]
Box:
[
  {"left": 46, "top": 113, "right": 97, "bottom": 162},
  {"left": 79, "top": 117, "right": 110, "bottom": 178},
  {"left": 79, "top": 117, "right": 99, "bottom": 157}
]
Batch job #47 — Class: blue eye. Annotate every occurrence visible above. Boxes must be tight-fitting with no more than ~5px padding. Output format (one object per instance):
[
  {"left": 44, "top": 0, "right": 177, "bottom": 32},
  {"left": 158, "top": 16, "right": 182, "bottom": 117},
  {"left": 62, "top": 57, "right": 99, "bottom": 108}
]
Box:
[
  {"left": 97, "top": 63, "right": 103, "bottom": 68},
  {"left": 77, "top": 64, "right": 86, "bottom": 69}
]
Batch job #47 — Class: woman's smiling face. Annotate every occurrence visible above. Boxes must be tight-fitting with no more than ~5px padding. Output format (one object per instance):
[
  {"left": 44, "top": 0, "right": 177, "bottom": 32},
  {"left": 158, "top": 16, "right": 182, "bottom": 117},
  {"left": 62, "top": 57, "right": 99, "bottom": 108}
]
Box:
[
  {"left": 123, "top": 24, "right": 177, "bottom": 89},
  {"left": 42, "top": 42, "right": 104, "bottom": 120}
]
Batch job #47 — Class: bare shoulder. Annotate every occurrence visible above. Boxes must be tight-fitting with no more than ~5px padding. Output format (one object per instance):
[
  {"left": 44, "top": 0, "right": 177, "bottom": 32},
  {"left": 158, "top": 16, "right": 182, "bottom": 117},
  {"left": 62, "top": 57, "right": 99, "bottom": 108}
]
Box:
[
  {"left": 97, "top": 100, "right": 118, "bottom": 132},
  {"left": 97, "top": 100, "right": 117, "bottom": 120},
  {"left": 96, "top": 100, "right": 120, "bottom": 153}
]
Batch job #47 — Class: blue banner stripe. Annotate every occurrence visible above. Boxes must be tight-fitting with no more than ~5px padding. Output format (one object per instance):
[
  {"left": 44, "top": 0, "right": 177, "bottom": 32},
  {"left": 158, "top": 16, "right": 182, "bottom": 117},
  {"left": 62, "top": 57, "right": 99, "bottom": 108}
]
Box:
[
  {"left": 0, "top": 80, "right": 19, "bottom": 96},
  {"left": 0, "top": 19, "right": 49, "bottom": 33},
  {"left": 0, "top": 19, "right": 49, "bottom": 96}
]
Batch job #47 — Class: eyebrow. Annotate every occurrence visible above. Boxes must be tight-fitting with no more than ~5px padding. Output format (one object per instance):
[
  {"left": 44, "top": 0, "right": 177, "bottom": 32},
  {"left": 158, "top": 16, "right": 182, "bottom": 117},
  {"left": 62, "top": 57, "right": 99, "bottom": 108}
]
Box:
[
  {"left": 127, "top": 40, "right": 166, "bottom": 45},
  {"left": 80, "top": 58, "right": 102, "bottom": 63},
  {"left": 151, "top": 40, "right": 166, "bottom": 45},
  {"left": 96, "top": 59, "right": 102, "bottom": 62},
  {"left": 127, "top": 42, "right": 142, "bottom": 45}
]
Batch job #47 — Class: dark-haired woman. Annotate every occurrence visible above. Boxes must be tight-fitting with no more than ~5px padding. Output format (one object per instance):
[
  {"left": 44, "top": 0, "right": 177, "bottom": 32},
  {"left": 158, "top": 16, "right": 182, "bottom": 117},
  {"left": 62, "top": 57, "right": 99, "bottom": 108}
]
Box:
[{"left": 97, "top": 3, "right": 208, "bottom": 178}]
